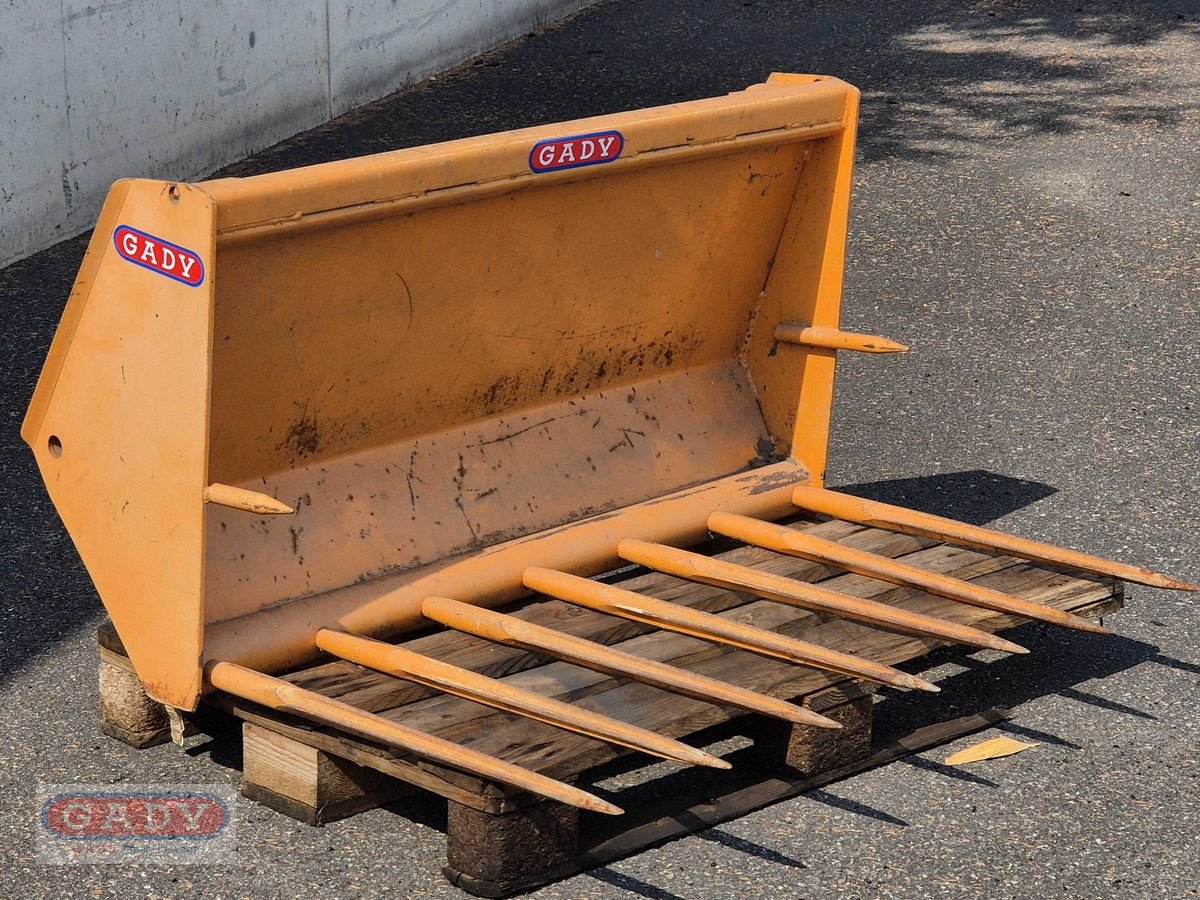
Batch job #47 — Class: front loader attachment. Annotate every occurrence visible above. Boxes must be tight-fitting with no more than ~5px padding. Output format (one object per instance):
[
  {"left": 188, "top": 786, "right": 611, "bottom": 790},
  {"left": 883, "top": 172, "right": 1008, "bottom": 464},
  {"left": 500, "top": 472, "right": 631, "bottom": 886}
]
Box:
[{"left": 23, "top": 73, "right": 1190, "bottom": 808}]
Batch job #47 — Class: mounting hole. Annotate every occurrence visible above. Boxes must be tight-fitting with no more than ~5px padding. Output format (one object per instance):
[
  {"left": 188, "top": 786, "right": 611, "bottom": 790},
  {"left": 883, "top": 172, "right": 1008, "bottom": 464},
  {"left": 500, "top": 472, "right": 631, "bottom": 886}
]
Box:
[{"left": 48, "top": 435, "right": 63, "bottom": 458}]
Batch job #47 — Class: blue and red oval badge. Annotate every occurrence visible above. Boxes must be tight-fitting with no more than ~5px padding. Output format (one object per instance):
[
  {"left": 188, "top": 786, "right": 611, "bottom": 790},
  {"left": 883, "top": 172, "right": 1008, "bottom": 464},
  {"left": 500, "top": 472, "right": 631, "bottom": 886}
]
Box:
[
  {"left": 529, "top": 130, "right": 624, "bottom": 173},
  {"left": 113, "top": 225, "right": 205, "bottom": 287}
]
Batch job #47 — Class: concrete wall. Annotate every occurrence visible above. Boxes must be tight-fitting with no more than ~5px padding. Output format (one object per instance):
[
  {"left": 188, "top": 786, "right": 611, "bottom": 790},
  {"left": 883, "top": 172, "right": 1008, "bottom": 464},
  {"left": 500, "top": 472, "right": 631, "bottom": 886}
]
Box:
[{"left": 0, "top": 0, "right": 596, "bottom": 268}]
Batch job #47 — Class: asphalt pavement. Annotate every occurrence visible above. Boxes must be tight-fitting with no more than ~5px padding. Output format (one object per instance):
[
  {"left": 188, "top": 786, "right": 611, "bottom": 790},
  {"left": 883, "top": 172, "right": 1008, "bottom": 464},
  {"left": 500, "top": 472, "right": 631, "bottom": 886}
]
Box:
[{"left": 2, "top": 1, "right": 1198, "bottom": 897}]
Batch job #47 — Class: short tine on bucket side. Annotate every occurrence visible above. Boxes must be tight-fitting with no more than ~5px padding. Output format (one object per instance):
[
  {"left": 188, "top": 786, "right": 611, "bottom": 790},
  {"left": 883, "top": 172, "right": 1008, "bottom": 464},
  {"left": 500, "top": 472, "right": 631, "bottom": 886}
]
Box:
[{"left": 773, "top": 324, "right": 908, "bottom": 354}]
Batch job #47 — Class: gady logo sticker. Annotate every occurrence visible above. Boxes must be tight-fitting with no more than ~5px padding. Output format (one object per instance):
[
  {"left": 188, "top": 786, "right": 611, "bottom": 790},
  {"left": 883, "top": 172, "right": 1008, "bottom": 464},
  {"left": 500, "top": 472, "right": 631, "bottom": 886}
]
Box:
[
  {"left": 529, "top": 130, "right": 624, "bottom": 173},
  {"left": 36, "top": 783, "right": 237, "bottom": 865},
  {"left": 113, "top": 225, "right": 205, "bottom": 287},
  {"left": 41, "top": 792, "right": 229, "bottom": 841}
]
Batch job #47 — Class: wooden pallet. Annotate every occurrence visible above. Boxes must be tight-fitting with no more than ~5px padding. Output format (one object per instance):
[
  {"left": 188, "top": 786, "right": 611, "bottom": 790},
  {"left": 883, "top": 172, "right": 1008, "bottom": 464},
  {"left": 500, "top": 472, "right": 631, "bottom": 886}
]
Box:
[{"left": 97, "top": 516, "right": 1122, "bottom": 896}]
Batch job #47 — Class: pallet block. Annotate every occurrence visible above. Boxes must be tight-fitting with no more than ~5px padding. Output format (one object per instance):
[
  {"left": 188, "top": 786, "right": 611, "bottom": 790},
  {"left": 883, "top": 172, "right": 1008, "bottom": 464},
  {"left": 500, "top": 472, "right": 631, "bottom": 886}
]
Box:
[
  {"left": 242, "top": 722, "right": 414, "bottom": 825},
  {"left": 97, "top": 629, "right": 170, "bottom": 749}
]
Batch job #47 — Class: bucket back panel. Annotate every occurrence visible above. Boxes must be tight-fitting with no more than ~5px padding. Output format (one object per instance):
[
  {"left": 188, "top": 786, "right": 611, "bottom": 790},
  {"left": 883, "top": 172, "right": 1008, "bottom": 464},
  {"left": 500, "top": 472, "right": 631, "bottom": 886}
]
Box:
[
  {"left": 203, "top": 145, "right": 809, "bottom": 620},
  {"left": 207, "top": 144, "right": 804, "bottom": 482}
]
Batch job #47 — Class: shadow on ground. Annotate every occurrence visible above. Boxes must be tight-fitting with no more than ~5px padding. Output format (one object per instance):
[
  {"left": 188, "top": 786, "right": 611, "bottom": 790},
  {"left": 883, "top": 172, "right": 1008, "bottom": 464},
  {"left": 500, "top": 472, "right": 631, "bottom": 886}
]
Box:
[
  {"left": 564, "top": 627, "right": 1161, "bottom": 833},
  {"left": 836, "top": 469, "right": 1057, "bottom": 525}
]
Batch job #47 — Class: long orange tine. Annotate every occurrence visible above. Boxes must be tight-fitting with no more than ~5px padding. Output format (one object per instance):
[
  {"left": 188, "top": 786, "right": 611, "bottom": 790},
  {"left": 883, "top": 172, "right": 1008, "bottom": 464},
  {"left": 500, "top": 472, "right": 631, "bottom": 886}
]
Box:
[
  {"left": 709, "top": 512, "right": 1111, "bottom": 635},
  {"left": 791, "top": 485, "right": 1199, "bottom": 592},
  {"left": 616, "top": 539, "right": 1027, "bottom": 655},
  {"left": 205, "top": 660, "right": 622, "bottom": 815},
  {"left": 422, "top": 601, "right": 733, "bottom": 767},
  {"left": 424, "top": 595, "right": 934, "bottom": 696},
  {"left": 522, "top": 566, "right": 926, "bottom": 706},
  {"left": 315, "top": 628, "right": 732, "bottom": 767}
]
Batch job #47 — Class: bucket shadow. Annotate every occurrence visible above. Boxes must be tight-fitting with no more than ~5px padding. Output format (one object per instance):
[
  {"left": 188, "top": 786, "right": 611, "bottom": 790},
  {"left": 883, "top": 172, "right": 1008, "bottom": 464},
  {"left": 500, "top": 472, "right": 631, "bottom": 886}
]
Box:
[
  {"left": 834, "top": 469, "right": 1058, "bottom": 526},
  {"left": 874, "top": 628, "right": 1161, "bottom": 747},
  {"left": 568, "top": 634, "right": 1163, "bottom": 854},
  {"left": 587, "top": 867, "right": 689, "bottom": 900}
]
